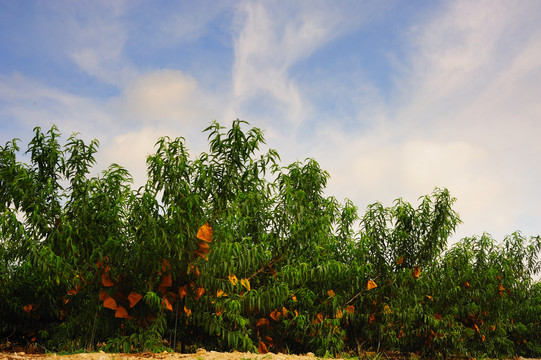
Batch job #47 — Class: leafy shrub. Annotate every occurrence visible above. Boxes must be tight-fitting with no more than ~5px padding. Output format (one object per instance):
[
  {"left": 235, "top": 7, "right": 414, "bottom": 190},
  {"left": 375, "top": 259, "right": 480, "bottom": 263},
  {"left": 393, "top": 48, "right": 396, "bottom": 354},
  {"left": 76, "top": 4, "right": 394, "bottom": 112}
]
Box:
[{"left": 1, "top": 121, "right": 540, "bottom": 357}]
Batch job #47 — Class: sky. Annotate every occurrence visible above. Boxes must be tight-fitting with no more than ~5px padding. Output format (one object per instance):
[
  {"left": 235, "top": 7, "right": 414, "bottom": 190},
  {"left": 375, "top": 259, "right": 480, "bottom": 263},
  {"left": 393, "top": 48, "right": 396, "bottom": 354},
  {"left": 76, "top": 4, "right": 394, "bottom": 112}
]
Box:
[{"left": 1, "top": 0, "right": 541, "bottom": 245}]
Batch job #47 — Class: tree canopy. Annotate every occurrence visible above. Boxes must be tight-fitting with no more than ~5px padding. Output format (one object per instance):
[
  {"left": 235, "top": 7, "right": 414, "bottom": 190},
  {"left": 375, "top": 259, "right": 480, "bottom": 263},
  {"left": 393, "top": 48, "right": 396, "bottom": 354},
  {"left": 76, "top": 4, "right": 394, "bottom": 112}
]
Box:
[{"left": 1, "top": 121, "right": 540, "bottom": 357}]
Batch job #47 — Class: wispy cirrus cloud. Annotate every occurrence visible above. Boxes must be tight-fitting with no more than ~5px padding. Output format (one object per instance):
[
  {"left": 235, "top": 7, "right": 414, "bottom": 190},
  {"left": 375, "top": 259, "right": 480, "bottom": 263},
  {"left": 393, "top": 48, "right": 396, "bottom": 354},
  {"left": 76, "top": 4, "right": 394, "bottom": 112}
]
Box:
[{"left": 228, "top": 0, "right": 392, "bottom": 131}]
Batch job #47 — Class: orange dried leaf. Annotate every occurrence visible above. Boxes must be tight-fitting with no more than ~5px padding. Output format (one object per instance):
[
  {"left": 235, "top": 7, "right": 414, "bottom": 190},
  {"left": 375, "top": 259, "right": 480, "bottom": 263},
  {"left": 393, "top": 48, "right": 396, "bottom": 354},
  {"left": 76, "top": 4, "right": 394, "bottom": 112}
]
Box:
[
  {"left": 327, "top": 289, "right": 335, "bottom": 297},
  {"left": 198, "top": 241, "right": 210, "bottom": 252},
  {"left": 264, "top": 336, "right": 274, "bottom": 347},
  {"left": 103, "top": 295, "right": 117, "bottom": 310},
  {"left": 396, "top": 256, "right": 404, "bottom": 265},
  {"left": 197, "top": 223, "right": 212, "bottom": 242},
  {"left": 217, "top": 289, "right": 227, "bottom": 298},
  {"left": 369, "top": 313, "right": 375, "bottom": 323},
  {"left": 499, "top": 284, "right": 505, "bottom": 291},
  {"left": 128, "top": 292, "right": 143, "bottom": 308},
  {"left": 367, "top": 280, "right": 377, "bottom": 290},
  {"left": 345, "top": 305, "right": 355, "bottom": 315},
  {"left": 228, "top": 274, "right": 238, "bottom": 286},
  {"left": 160, "top": 274, "right": 173, "bottom": 288},
  {"left": 240, "top": 278, "right": 251, "bottom": 291},
  {"left": 99, "top": 289, "right": 108, "bottom": 301},
  {"left": 23, "top": 304, "right": 35, "bottom": 314},
  {"left": 270, "top": 309, "right": 281, "bottom": 321},
  {"left": 162, "top": 259, "right": 171, "bottom": 273},
  {"left": 194, "top": 251, "right": 207, "bottom": 259},
  {"left": 335, "top": 309, "right": 343, "bottom": 319},
  {"left": 67, "top": 288, "right": 78, "bottom": 296},
  {"left": 435, "top": 314, "right": 442, "bottom": 320},
  {"left": 179, "top": 285, "right": 188, "bottom": 299},
  {"left": 194, "top": 286, "right": 205, "bottom": 300},
  {"left": 257, "top": 341, "right": 268, "bottom": 354},
  {"left": 101, "top": 273, "right": 114, "bottom": 287},
  {"left": 474, "top": 324, "right": 480, "bottom": 333},
  {"left": 464, "top": 281, "right": 470, "bottom": 289},
  {"left": 216, "top": 307, "right": 222, "bottom": 316},
  {"left": 291, "top": 293, "right": 297, "bottom": 302},
  {"left": 482, "top": 334, "right": 486, "bottom": 341},
  {"left": 256, "top": 318, "right": 270, "bottom": 327},
  {"left": 413, "top": 266, "right": 421, "bottom": 279},
  {"left": 282, "top": 306, "right": 288, "bottom": 316},
  {"left": 163, "top": 297, "right": 173, "bottom": 311},
  {"left": 312, "top": 313, "right": 324, "bottom": 324},
  {"left": 115, "top": 305, "right": 130, "bottom": 318},
  {"left": 188, "top": 264, "right": 201, "bottom": 277}
]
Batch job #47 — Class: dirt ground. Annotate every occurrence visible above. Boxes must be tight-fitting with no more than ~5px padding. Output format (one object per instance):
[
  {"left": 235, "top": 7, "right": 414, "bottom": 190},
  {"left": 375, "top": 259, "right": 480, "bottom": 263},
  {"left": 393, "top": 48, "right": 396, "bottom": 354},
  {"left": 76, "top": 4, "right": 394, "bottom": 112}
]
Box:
[
  {"left": 0, "top": 348, "right": 339, "bottom": 360},
  {"left": 0, "top": 349, "right": 539, "bottom": 360}
]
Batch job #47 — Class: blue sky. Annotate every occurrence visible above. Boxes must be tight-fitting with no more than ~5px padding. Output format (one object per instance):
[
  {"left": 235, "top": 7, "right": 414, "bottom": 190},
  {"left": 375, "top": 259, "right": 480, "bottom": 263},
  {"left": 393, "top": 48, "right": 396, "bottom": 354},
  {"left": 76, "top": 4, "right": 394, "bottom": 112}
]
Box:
[{"left": 1, "top": 0, "right": 541, "bottom": 243}]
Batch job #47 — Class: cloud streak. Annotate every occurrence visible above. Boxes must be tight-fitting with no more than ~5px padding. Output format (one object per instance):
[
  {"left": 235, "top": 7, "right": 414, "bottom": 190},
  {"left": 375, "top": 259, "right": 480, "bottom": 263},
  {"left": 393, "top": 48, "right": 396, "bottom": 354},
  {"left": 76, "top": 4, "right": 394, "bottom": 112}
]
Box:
[{"left": 1, "top": 0, "right": 541, "bottom": 244}]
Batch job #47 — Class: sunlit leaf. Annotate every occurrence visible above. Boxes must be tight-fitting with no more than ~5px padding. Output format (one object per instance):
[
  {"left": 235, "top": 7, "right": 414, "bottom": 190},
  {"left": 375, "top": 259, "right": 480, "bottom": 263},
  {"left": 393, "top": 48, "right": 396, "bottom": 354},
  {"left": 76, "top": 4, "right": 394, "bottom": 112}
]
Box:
[
  {"left": 291, "top": 293, "right": 297, "bottom": 302},
  {"left": 184, "top": 306, "right": 192, "bottom": 317},
  {"left": 499, "top": 284, "right": 505, "bottom": 291},
  {"left": 335, "top": 309, "right": 343, "bottom": 319},
  {"left": 228, "top": 274, "right": 238, "bottom": 286},
  {"left": 327, "top": 289, "right": 335, "bottom": 297}
]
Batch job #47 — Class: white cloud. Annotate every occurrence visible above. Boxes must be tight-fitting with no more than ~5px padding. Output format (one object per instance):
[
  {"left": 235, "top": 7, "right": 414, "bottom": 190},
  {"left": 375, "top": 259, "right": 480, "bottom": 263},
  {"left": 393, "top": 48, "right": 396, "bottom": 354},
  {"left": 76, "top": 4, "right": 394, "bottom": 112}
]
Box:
[
  {"left": 0, "top": 73, "right": 115, "bottom": 140},
  {"left": 229, "top": 1, "right": 389, "bottom": 130},
  {"left": 108, "top": 69, "right": 222, "bottom": 136},
  {"left": 96, "top": 126, "right": 166, "bottom": 190},
  {"left": 307, "top": 0, "right": 541, "bottom": 242}
]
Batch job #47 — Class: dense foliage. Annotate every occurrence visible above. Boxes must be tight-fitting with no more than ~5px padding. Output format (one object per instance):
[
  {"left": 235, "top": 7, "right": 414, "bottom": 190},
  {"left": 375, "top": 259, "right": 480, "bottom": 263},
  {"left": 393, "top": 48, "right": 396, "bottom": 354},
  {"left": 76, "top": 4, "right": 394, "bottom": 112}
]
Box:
[{"left": 1, "top": 121, "right": 540, "bottom": 358}]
